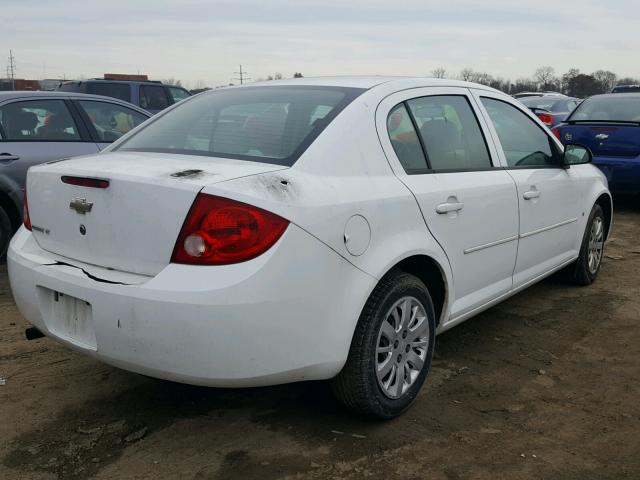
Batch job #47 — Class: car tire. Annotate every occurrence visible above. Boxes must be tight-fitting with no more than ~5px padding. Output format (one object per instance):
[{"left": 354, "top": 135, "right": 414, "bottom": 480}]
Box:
[
  {"left": 0, "top": 206, "right": 12, "bottom": 261},
  {"left": 570, "top": 204, "right": 606, "bottom": 286},
  {"left": 332, "top": 271, "right": 436, "bottom": 419}
]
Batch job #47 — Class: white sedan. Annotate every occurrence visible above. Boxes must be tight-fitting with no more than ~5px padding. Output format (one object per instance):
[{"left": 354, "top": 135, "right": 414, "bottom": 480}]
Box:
[{"left": 8, "top": 77, "right": 611, "bottom": 418}]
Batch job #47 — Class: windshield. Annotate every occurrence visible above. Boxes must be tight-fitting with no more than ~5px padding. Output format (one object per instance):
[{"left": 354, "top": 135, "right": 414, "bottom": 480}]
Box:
[
  {"left": 520, "top": 97, "right": 561, "bottom": 110},
  {"left": 568, "top": 96, "right": 640, "bottom": 122},
  {"left": 116, "top": 85, "right": 364, "bottom": 166}
]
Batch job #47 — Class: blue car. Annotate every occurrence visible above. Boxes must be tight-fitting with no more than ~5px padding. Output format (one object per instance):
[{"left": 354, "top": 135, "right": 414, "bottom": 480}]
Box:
[
  {"left": 552, "top": 93, "right": 640, "bottom": 193},
  {"left": 519, "top": 95, "right": 581, "bottom": 127}
]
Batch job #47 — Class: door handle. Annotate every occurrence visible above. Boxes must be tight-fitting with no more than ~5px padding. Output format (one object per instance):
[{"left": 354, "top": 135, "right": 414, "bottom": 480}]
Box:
[
  {"left": 0, "top": 153, "right": 20, "bottom": 163},
  {"left": 436, "top": 201, "right": 464, "bottom": 214},
  {"left": 523, "top": 189, "right": 540, "bottom": 200}
]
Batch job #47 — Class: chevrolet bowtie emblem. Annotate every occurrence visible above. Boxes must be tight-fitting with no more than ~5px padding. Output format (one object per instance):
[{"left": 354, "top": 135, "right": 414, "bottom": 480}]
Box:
[
  {"left": 595, "top": 133, "right": 610, "bottom": 140},
  {"left": 69, "top": 198, "right": 93, "bottom": 215}
]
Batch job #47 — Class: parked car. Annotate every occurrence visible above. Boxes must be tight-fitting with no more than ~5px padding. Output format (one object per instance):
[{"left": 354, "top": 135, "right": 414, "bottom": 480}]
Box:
[
  {"left": 551, "top": 93, "right": 640, "bottom": 193},
  {"left": 513, "top": 91, "right": 566, "bottom": 99},
  {"left": 8, "top": 78, "right": 611, "bottom": 419},
  {"left": 611, "top": 85, "right": 640, "bottom": 94},
  {"left": 519, "top": 95, "right": 582, "bottom": 127},
  {"left": 0, "top": 91, "right": 151, "bottom": 257},
  {"left": 57, "top": 79, "right": 191, "bottom": 114}
]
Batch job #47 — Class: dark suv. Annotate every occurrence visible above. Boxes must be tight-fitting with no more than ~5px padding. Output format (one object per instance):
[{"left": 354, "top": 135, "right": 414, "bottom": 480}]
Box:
[{"left": 57, "top": 79, "right": 191, "bottom": 114}]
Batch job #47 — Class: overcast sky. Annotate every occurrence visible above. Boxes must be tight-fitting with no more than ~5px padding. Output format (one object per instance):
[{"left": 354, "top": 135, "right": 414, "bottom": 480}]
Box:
[{"left": 5, "top": 0, "right": 639, "bottom": 88}]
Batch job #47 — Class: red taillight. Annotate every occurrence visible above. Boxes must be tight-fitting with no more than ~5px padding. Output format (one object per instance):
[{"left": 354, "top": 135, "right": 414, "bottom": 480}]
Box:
[
  {"left": 551, "top": 126, "right": 562, "bottom": 141},
  {"left": 171, "top": 194, "right": 289, "bottom": 265},
  {"left": 536, "top": 112, "right": 554, "bottom": 127},
  {"left": 61, "top": 176, "right": 109, "bottom": 188},
  {"left": 23, "top": 188, "right": 32, "bottom": 231}
]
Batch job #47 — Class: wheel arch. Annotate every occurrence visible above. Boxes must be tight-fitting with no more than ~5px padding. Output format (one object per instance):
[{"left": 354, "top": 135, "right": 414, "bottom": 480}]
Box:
[
  {"left": 594, "top": 192, "right": 613, "bottom": 240},
  {"left": 381, "top": 254, "right": 450, "bottom": 327}
]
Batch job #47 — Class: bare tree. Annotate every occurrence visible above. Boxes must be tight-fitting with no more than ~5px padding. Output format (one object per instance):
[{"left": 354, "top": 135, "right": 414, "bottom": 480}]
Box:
[
  {"left": 162, "top": 78, "right": 182, "bottom": 86},
  {"left": 593, "top": 70, "right": 617, "bottom": 93},
  {"left": 274, "top": 72, "right": 283, "bottom": 80},
  {"left": 431, "top": 67, "right": 446, "bottom": 79},
  {"left": 473, "top": 72, "right": 493, "bottom": 86},
  {"left": 460, "top": 68, "right": 474, "bottom": 82},
  {"left": 534, "top": 66, "right": 556, "bottom": 90}
]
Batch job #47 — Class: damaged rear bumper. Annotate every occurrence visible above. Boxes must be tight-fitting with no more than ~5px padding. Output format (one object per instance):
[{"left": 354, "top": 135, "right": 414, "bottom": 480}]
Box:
[{"left": 7, "top": 227, "right": 376, "bottom": 387}]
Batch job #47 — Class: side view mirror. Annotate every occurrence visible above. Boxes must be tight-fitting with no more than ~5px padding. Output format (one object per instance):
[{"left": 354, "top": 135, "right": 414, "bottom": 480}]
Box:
[{"left": 563, "top": 143, "right": 592, "bottom": 168}]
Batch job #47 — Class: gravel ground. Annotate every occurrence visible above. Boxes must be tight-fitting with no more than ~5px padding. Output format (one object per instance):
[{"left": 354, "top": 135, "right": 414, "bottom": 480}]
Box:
[{"left": 1, "top": 200, "right": 639, "bottom": 480}]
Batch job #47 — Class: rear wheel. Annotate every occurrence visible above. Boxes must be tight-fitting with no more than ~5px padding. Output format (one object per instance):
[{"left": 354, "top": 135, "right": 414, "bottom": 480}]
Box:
[
  {"left": 0, "top": 206, "right": 12, "bottom": 260},
  {"left": 571, "top": 204, "right": 605, "bottom": 285},
  {"left": 332, "top": 271, "right": 436, "bottom": 419}
]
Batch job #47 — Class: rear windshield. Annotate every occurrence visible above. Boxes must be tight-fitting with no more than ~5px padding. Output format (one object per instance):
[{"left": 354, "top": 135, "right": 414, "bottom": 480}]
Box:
[
  {"left": 568, "top": 96, "right": 640, "bottom": 122},
  {"left": 519, "top": 97, "right": 561, "bottom": 110},
  {"left": 116, "top": 85, "right": 364, "bottom": 166},
  {"left": 58, "top": 82, "right": 84, "bottom": 93},
  {"left": 87, "top": 83, "right": 132, "bottom": 103}
]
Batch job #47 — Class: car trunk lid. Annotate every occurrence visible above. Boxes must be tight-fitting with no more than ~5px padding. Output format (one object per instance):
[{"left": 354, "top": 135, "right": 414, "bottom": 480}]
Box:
[
  {"left": 26, "top": 152, "right": 286, "bottom": 276},
  {"left": 558, "top": 122, "right": 640, "bottom": 158}
]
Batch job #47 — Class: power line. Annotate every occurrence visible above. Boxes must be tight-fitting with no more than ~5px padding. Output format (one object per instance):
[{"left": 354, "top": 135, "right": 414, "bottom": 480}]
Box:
[{"left": 233, "top": 64, "right": 250, "bottom": 85}]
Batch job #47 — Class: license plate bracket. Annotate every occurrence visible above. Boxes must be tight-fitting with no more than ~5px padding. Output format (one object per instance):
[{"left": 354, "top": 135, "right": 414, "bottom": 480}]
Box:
[{"left": 38, "top": 287, "right": 97, "bottom": 350}]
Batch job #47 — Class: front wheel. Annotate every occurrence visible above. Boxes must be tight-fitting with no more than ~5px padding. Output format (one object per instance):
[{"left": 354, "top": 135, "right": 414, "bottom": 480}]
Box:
[
  {"left": 331, "top": 271, "right": 436, "bottom": 419},
  {"left": 570, "top": 204, "right": 606, "bottom": 286}
]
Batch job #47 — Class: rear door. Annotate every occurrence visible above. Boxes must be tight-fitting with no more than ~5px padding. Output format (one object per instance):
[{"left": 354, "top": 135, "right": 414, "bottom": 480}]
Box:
[
  {"left": 474, "top": 91, "right": 584, "bottom": 287},
  {"left": 0, "top": 98, "right": 99, "bottom": 189},
  {"left": 377, "top": 87, "right": 519, "bottom": 319}
]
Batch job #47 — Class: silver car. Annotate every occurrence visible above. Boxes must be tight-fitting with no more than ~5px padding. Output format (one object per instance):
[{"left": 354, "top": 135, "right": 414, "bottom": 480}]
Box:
[{"left": 0, "top": 91, "right": 150, "bottom": 256}]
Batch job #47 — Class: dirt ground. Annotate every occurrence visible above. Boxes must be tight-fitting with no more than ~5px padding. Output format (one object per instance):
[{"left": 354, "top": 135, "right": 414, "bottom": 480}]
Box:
[{"left": 1, "top": 201, "right": 639, "bottom": 480}]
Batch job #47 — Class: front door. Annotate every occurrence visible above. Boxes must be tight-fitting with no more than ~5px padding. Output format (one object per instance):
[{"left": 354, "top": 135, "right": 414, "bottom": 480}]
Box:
[{"left": 474, "top": 92, "right": 584, "bottom": 287}]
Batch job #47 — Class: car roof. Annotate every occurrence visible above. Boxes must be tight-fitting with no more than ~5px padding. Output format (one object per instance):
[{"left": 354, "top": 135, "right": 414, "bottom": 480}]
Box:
[
  {"left": 60, "top": 79, "right": 184, "bottom": 87},
  {"left": 588, "top": 92, "right": 640, "bottom": 100},
  {"left": 0, "top": 90, "right": 151, "bottom": 114},
  {"left": 218, "top": 75, "right": 503, "bottom": 93},
  {"left": 520, "top": 95, "right": 577, "bottom": 101}
]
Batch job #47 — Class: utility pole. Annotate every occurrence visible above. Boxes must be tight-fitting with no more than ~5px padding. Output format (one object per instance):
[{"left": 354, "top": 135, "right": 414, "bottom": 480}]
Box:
[
  {"left": 233, "top": 64, "right": 250, "bottom": 85},
  {"left": 7, "top": 50, "right": 16, "bottom": 90}
]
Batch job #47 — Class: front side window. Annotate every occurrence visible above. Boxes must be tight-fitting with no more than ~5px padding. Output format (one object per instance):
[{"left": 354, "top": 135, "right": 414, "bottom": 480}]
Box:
[
  {"left": 78, "top": 100, "right": 147, "bottom": 142},
  {"left": 481, "top": 97, "right": 558, "bottom": 168},
  {"left": 116, "top": 86, "right": 363, "bottom": 166},
  {"left": 87, "top": 82, "right": 131, "bottom": 103},
  {"left": 0, "top": 99, "right": 80, "bottom": 141},
  {"left": 140, "top": 85, "right": 170, "bottom": 110}
]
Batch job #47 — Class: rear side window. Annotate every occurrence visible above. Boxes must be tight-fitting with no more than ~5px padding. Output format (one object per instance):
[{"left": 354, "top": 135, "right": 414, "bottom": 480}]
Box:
[
  {"left": 167, "top": 87, "right": 191, "bottom": 103},
  {"left": 87, "top": 83, "right": 131, "bottom": 103},
  {"left": 387, "top": 95, "right": 492, "bottom": 172},
  {"left": 0, "top": 99, "right": 81, "bottom": 141},
  {"left": 387, "top": 103, "right": 427, "bottom": 171},
  {"left": 78, "top": 100, "right": 147, "bottom": 142},
  {"left": 116, "top": 86, "right": 363, "bottom": 166},
  {"left": 140, "top": 85, "right": 170, "bottom": 110},
  {"left": 481, "top": 97, "right": 557, "bottom": 168},
  {"left": 407, "top": 96, "right": 492, "bottom": 171}
]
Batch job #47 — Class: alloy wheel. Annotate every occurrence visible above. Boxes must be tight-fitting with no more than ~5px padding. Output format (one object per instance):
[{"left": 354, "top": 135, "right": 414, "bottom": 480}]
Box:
[{"left": 375, "top": 296, "right": 429, "bottom": 399}]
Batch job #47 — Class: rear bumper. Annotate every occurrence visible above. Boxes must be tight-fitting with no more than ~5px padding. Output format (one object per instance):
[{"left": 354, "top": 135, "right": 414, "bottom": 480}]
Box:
[
  {"left": 593, "top": 156, "right": 640, "bottom": 193},
  {"left": 8, "top": 225, "right": 375, "bottom": 387}
]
